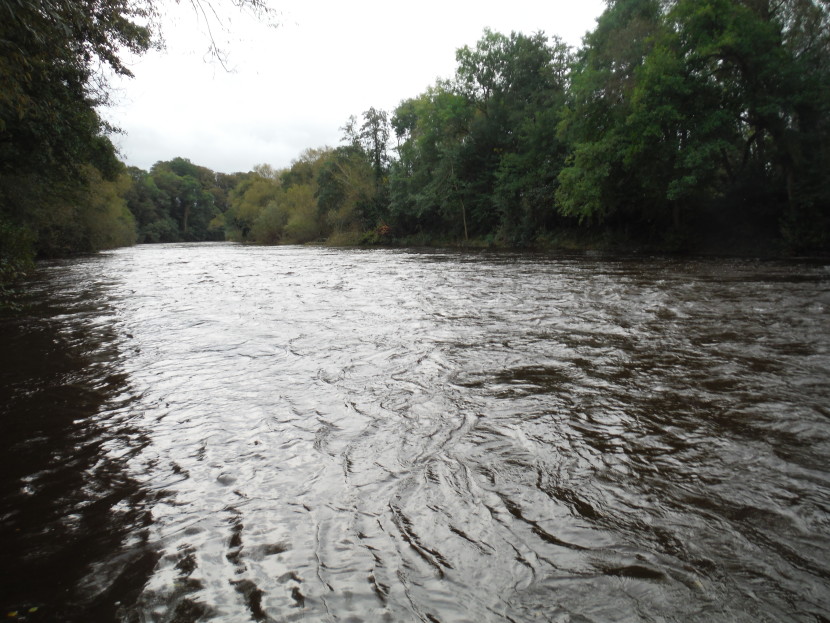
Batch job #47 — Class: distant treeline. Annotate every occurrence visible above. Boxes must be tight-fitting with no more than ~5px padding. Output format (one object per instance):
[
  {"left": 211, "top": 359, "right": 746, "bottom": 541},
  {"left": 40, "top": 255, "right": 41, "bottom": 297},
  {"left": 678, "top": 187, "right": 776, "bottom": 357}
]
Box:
[{"left": 2, "top": 0, "right": 829, "bottom": 282}]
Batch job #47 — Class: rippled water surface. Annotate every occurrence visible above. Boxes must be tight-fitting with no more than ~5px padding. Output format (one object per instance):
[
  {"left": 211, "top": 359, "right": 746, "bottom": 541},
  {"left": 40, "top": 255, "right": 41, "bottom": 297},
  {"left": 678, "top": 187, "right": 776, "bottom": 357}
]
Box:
[{"left": 2, "top": 243, "right": 830, "bottom": 622}]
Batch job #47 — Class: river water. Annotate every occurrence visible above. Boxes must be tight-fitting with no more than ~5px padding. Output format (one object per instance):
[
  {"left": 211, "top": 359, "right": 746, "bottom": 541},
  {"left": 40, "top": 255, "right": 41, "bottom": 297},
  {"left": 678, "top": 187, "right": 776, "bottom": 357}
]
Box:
[{"left": 1, "top": 243, "right": 829, "bottom": 622}]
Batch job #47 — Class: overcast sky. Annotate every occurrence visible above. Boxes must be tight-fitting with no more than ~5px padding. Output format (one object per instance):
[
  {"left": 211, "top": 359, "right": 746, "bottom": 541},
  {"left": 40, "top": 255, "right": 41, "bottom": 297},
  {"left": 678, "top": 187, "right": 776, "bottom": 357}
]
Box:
[{"left": 104, "top": 0, "right": 606, "bottom": 174}]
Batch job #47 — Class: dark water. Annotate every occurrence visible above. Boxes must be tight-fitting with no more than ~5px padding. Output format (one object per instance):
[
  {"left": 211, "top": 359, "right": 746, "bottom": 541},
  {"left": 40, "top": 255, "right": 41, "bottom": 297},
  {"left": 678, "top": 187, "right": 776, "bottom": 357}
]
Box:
[{"left": 2, "top": 243, "right": 829, "bottom": 622}]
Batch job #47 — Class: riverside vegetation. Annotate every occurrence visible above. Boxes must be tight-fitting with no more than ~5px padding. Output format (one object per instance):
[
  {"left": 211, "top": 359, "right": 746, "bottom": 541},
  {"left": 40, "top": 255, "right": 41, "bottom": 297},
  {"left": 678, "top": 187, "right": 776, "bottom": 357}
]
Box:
[{"left": 2, "top": 0, "right": 830, "bottom": 286}]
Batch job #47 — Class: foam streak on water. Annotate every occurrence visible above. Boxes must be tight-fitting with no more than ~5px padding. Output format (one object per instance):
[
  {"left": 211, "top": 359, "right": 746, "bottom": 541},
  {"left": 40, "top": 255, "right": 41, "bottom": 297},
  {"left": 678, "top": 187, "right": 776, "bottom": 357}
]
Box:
[{"left": 1, "top": 243, "right": 829, "bottom": 622}]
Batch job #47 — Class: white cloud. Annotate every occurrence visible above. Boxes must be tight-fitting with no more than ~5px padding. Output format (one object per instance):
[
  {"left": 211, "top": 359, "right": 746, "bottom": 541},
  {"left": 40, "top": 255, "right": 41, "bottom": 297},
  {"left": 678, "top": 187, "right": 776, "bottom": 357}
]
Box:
[{"left": 105, "top": 0, "right": 604, "bottom": 173}]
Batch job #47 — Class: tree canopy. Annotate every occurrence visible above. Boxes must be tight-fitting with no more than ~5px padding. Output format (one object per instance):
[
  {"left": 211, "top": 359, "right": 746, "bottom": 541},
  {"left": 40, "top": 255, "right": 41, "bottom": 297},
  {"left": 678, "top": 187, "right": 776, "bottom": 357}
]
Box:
[
  {"left": 0, "top": 0, "right": 270, "bottom": 281},
  {"left": 557, "top": 0, "right": 830, "bottom": 249},
  {"left": 3, "top": 0, "right": 829, "bottom": 280}
]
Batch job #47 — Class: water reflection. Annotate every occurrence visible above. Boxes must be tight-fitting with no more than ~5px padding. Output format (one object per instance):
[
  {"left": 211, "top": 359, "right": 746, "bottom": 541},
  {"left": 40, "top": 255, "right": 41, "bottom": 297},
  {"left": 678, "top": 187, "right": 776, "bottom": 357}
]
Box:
[
  {"left": 0, "top": 259, "right": 156, "bottom": 622},
  {"left": 1, "top": 245, "right": 829, "bottom": 622}
]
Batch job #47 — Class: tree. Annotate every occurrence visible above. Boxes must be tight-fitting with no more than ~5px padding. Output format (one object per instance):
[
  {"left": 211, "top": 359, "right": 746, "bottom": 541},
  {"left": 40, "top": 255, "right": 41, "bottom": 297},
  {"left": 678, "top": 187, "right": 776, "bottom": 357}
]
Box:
[
  {"left": 389, "top": 30, "right": 572, "bottom": 243},
  {"left": 339, "top": 108, "right": 392, "bottom": 228},
  {"left": 245, "top": 150, "right": 331, "bottom": 245},
  {"left": 665, "top": 0, "right": 830, "bottom": 248},
  {"left": 316, "top": 145, "right": 376, "bottom": 236},
  {"left": 556, "top": 0, "right": 830, "bottom": 249},
  {"left": 390, "top": 84, "right": 474, "bottom": 238},
  {"left": 223, "top": 168, "right": 281, "bottom": 241},
  {"left": 0, "top": 0, "right": 151, "bottom": 275},
  {"left": 556, "top": 0, "right": 664, "bottom": 227},
  {"left": 150, "top": 158, "right": 221, "bottom": 240},
  {"left": 0, "top": 0, "right": 273, "bottom": 279}
]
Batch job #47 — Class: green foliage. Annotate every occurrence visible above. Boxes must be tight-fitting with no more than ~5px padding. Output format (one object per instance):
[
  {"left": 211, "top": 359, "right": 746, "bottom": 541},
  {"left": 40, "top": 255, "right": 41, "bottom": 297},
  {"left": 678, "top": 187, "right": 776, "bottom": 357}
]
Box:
[
  {"left": 388, "top": 30, "right": 572, "bottom": 244},
  {"left": 555, "top": 0, "right": 830, "bottom": 250},
  {"left": 0, "top": 0, "right": 276, "bottom": 272},
  {"left": 337, "top": 109, "right": 392, "bottom": 228},
  {"left": 316, "top": 144, "right": 377, "bottom": 235},
  {"left": 0, "top": 0, "right": 151, "bottom": 270},
  {"left": 0, "top": 216, "right": 35, "bottom": 284},
  {"left": 80, "top": 166, "right": 138, "bottom": 251},
  {"left": 389, "top": 84, "right": 473, "bottom": 236},
  {"left": 5, "top": 0, "right": 825, "bottom": 260},
  {"left": 0, "top": 0, "right": 152, "bottom": 165},
  {"left": 223, "top": 168, "right": 282, "bottom": 241},
  {"left": 123, "top": 158, "right": 227, "bottom": 243},
  {"left": 217, "top": 151, "right": 331, "bottom": 245},
  {"left": 249, "top": 201, "right": 287, "bottom": 244},
  {"left": 150, "top": 159, "right": 220, "bottom": 240},
  {"left": 556, "top": 0, "right": 663, "bottom": 225},
  {"left": 33, "top": 165, "right": 138, "bottom": 256}
]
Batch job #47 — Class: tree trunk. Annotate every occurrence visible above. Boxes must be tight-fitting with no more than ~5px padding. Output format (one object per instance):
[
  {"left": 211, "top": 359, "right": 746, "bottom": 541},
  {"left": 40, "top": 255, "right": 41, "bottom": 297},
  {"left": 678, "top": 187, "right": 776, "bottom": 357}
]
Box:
[{"left": 460, "top": 198, "right": 469, "bottom": 242}]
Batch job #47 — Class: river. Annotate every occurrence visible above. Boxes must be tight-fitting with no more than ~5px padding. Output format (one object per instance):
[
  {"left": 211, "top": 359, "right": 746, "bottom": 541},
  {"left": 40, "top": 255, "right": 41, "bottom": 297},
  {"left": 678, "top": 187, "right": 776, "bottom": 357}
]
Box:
[{"left": 1, "top": 243, "right": 829, "bottom": 622}]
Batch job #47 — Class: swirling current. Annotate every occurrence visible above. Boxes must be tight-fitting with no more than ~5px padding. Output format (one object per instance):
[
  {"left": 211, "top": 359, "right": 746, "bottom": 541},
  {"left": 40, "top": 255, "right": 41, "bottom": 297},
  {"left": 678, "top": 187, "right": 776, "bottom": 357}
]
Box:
[{"left": 1, "top": 243, "right": 829, "bottom": 622}]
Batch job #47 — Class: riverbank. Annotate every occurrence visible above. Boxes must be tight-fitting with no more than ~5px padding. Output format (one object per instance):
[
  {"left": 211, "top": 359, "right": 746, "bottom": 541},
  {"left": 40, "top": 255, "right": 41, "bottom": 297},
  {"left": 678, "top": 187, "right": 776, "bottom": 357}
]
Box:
[{"left": 324, "top": 225, "right": 826, "bottom": 260}]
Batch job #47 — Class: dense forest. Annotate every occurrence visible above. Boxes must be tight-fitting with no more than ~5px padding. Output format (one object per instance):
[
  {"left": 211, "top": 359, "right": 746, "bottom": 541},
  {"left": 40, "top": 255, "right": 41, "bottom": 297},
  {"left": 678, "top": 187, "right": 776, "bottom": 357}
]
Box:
[{"left": 2, "top": 0, "right": 829, "bottom": 284}]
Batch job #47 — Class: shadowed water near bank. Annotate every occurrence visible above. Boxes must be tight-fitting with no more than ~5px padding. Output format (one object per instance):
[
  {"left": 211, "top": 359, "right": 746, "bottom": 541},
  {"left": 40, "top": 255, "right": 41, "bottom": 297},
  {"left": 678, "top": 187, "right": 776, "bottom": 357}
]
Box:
[
  {"left": 0, "top": 257, "right": 159, "bottom": 621},
  {"left": 1, "top": 243, "right": 829, "bottom": 622}
]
